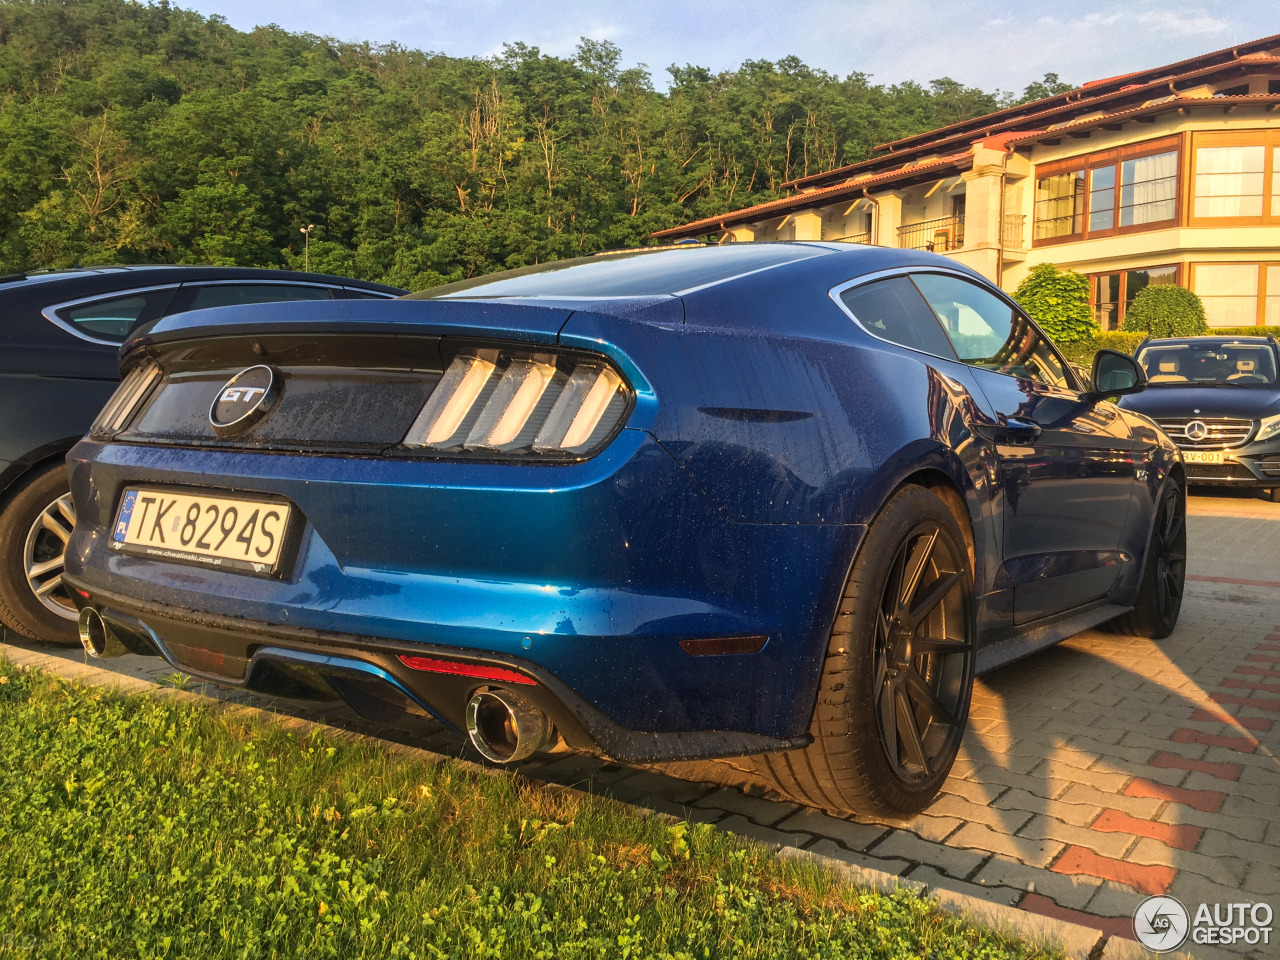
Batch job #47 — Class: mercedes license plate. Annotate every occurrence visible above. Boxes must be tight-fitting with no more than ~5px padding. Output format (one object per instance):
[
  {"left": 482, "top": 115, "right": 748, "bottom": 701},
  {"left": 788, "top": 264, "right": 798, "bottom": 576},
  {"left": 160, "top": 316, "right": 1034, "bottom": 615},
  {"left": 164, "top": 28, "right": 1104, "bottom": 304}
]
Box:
[{"left": 1182, "top": 450, "right": 1225, "bottom": 465}]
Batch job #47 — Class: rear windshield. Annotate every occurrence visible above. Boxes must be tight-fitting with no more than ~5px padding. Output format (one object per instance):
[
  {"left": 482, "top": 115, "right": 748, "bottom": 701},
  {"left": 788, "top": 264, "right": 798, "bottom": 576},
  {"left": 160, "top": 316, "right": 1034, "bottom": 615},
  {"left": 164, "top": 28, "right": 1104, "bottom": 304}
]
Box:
[
  {"left": 408, "top": 244, "right": 827, "bottom": 300},
  {"left": 1136, "top": 341, "right": 1278, "bottom": 386}
]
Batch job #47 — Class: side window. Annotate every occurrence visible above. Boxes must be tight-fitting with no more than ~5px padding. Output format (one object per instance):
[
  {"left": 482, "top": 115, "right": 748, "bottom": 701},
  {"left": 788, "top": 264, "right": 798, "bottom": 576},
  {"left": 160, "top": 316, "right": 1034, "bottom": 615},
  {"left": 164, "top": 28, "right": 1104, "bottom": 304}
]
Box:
[
  {"left": 838, "top": 276, "right": 958, "bottom": 359},
  {"left": 184, "top": 284, "right": 333, "bottom": 311},
  {"left": 342, "top": 288, "right": 395, "bottom": 300},
  {"left": 57, "top": 288, "right": 176, "bottom": 343},
  {"left": 910, "top": 273, "right": 1072, "bottom": 390}
]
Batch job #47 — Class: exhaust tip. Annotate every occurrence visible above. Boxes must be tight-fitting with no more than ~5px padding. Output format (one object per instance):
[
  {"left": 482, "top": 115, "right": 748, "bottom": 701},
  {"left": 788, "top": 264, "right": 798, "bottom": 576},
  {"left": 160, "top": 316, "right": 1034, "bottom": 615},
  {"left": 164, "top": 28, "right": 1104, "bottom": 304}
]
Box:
[
  {"left": 78, "top": 607, "right": 126, "bottom": 659},
  {"left": 465, "top": 689, "right": 552, "bottom": 764}
]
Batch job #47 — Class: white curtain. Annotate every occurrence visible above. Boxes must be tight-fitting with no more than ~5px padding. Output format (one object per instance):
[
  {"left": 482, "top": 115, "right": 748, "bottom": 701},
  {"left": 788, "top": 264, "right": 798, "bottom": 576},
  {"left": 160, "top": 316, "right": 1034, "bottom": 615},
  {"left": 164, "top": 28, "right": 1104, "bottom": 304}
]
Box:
[
  {"left": 1121, "top": 151, "right": 1178, "bottom": 225},
  {"left": 1195, "top": 264, "right": 1259, "bottom": 327},
  {"left": 1194, "top": 146, "right": 1265, "bottom": 218}
]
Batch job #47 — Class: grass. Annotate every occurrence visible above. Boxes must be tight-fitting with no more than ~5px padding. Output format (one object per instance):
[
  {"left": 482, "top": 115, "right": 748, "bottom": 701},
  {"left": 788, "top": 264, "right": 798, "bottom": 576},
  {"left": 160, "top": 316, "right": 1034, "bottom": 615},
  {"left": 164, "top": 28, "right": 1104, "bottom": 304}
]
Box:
[{"left": 0, "top": 662, "right": 1060, "bottom": 960}]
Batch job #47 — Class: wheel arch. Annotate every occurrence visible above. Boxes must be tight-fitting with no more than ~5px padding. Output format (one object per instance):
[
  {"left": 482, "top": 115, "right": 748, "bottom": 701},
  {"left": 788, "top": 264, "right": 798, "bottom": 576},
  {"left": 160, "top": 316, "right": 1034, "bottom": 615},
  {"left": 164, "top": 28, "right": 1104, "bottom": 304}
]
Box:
[
  {"left": 901, "top": 468, "right": 977, "bottom": 571},
  {"left": 0, "top": 440, "right": 78, "bottom": 506},
  {"left": 846, "top": 440, "right": 991, "bottom": 582}
]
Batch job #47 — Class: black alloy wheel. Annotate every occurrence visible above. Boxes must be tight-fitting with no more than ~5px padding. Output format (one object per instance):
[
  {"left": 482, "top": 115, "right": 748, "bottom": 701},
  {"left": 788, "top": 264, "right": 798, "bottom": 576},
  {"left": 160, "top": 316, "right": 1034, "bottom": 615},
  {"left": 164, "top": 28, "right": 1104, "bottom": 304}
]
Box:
[
  {"left": 872, "top": 523, "right": 974, "bottom": 785},
  {"left": 1107, "top": 481, "right": 1186, "bottom": 640},
  {"left": 1150, "top": 485, "right": 1187, "bottom": 629}
]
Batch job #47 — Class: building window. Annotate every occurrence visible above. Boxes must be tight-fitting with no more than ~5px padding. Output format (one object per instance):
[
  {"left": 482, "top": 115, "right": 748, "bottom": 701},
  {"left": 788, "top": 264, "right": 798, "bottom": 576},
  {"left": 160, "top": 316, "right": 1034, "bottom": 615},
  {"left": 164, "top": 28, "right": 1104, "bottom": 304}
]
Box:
[
  {"left": 1190, "top": 131, "right": 1280, "bottom": 225},
  {"left": 1120, "top": 152, "right": 1178, "bottom": 226},
  {"left": 1094, "top": 273, "right": 1120, "bottom": 331},
  {"left": 1194, "top": 145, "right": 1265, "bottom": 218},
  {"left": 1088, "top": 166, "right": 1115, "bottom": 232},
  {"left": 1267, "top": 266, "right": 1280, "bottom": 325},
  {"left": 1192, "top": 263, "right": 1269, "bottom": 327},
  {"left": 1033, "top": 171, "right": 1084, "bottom": 240},
  {"left": 1089, "top": 264, "right": 1179, "bottom": 331},
  {"left": 1126, "top": 265, "right": 1178, "bottom": 313},
  {"left": 1272, "top": 148, "right": 1280, "bottom": 217},
  {"left": 1033, "top": 137, "right": 1179, "bottom": 246}
]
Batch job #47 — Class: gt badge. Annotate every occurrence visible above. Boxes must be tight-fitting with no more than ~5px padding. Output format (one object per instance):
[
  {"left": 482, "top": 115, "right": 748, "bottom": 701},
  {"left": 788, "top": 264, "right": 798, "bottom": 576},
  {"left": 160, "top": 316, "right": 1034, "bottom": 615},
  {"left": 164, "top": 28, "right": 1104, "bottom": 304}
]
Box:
[{"left": 209, "top": 364, "right": 280, "bottom": 433}]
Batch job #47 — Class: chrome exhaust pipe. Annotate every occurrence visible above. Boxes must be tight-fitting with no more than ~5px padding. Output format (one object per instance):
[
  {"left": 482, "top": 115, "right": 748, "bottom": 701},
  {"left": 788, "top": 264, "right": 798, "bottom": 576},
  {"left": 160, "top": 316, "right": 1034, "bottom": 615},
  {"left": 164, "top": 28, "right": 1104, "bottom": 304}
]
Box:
[
  {"left": 78, "top": 607, "right": 128, "bottom": 659},
  {"left": 465, "top": 689, "right": 553, "bottom": 763}
]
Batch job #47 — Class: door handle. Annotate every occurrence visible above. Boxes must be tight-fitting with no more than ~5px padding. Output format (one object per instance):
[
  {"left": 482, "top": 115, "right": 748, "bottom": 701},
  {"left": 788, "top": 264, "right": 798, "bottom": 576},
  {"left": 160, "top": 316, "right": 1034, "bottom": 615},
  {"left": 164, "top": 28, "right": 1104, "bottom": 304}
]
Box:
[{"left": 1002, "top": 416, "right": 1043, "bottom": 444}]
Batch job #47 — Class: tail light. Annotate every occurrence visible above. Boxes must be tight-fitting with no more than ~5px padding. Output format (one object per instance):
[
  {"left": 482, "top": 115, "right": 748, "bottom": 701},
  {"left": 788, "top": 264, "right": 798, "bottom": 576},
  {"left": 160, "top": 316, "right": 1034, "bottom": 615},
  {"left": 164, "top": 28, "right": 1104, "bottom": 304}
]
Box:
[
  {"left": 403, "top": 348, "right": 631, "bottom": 458},
  {"left": 90, "top": 362, "right": 162, "bottom": 437}
]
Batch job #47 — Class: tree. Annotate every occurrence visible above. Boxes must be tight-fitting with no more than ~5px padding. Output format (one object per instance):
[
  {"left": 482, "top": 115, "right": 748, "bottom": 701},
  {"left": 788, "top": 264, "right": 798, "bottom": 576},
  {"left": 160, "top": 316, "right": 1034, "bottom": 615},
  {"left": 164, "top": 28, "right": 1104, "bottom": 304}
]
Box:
[
  {"left": 1012, "top": 263, "right": 1096, "bottom": 343},
  {"left": 0, "top": 0, "right": 1035, "bottom": 287},
  {"left": 1016, "top": 73, "right": 1075, "bottom": 105},
  {"left": 1122, "top": 285, "right": 1210, "bottom": 337}
]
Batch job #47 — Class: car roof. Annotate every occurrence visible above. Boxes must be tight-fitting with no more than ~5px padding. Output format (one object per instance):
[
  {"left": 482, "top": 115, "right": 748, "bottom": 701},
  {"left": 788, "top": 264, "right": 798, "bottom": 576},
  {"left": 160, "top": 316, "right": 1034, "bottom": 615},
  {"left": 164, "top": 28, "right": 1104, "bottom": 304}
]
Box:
[
  {"left": 1, "top": 265, "right": 403, "bottom": 294},
  {"left": 1140, "top": 336, "right": 1276, "bottom": 347},
  {"left": 407, "top": 242, "right": 979, "bottom": 301}
]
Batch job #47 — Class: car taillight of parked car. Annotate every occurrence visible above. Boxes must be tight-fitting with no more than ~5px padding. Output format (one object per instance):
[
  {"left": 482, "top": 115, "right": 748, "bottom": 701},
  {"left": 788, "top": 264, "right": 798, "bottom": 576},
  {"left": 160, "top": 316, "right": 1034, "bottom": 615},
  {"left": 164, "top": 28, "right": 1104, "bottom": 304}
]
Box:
[
  {"left": 402, "top": 349, "right": 631, "bottom": 458},
  {"left": 90, "top": 362, "right": 162, "bottom": 436}
]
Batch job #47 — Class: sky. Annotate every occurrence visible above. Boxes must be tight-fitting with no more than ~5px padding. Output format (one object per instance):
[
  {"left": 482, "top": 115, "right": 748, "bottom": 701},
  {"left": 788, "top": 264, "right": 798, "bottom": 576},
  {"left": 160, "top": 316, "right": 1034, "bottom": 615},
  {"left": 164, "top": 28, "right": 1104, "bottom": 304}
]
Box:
[{"left": 179, "top": 0, "right": 1277, "bottom": 94}]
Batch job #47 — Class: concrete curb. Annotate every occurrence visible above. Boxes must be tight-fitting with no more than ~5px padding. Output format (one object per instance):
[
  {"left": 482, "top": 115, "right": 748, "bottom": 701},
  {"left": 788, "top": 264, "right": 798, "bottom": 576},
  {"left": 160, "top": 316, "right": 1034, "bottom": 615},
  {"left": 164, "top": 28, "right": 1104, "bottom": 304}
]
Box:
[{"left": 4, "top": 644, "right": 1130, "bottom": 959}]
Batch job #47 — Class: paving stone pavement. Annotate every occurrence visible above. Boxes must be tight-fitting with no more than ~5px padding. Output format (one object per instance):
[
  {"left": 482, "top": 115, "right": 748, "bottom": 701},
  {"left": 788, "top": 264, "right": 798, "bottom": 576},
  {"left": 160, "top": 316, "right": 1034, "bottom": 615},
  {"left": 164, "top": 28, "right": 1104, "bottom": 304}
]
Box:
[{"left": 8, "top": 487, "right": 1278, "bottom": 959}]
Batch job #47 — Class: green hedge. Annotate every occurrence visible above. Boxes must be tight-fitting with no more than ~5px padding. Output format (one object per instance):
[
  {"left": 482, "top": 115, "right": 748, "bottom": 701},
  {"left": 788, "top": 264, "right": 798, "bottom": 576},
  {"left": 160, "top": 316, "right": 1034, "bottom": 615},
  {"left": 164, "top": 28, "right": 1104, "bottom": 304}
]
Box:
[
  {"left": 1057, "top": 327, "right": 1280, "bottom": 367},
  {"left": 1121, "top": 284, "right": 1209, "bottom": 337},
  {"left": 1058, "top": 332, "right": 1146, "bottom": 366}
]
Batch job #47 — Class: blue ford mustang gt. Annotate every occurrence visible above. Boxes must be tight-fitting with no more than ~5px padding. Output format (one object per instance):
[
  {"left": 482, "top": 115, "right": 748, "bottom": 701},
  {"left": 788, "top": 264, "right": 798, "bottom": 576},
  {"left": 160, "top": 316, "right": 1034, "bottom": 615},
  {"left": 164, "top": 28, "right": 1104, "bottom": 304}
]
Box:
[{"left": 64, "top": 243, "right": 1184, "bottom": 815}]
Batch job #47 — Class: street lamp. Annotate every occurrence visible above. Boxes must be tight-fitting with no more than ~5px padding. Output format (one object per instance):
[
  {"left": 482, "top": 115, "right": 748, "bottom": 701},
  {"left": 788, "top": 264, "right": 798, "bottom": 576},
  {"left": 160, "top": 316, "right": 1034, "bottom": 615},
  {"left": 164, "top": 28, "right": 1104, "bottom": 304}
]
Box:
[{"left": 300, "top": 224, "right": 315, "bottom": 272}]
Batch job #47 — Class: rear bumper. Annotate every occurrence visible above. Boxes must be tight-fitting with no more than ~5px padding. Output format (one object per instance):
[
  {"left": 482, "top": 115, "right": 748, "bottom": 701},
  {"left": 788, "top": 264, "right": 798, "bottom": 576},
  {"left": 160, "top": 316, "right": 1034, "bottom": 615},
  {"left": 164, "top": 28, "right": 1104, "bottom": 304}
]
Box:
[
  {"left": 64, "top": 580, "right": 809, "bottom": 763},
  {"left": 65, "top": 434, "right": 864, "bottom": 751}
]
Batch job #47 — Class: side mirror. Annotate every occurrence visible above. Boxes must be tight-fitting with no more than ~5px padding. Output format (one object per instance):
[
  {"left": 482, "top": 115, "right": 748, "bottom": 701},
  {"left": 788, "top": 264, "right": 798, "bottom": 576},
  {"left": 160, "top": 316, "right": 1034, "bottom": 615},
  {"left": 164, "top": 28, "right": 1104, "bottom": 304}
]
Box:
[{"left": 1083, "top": 349, "right": 1146, "bottom": 401}]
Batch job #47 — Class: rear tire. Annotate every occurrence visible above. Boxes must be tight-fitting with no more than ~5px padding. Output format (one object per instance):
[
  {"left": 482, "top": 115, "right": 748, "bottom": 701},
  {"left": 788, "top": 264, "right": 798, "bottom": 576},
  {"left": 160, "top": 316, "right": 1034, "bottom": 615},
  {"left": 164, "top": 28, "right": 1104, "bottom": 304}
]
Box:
[
  {"left": 753, "top": 485, "right": 976, "bottom": 817},
  {"left": 0, "top": 462, "right": 81, "bottom": 646},
  {"left": 1107, "top": 481, "right": 1186, "bottom": 640}
]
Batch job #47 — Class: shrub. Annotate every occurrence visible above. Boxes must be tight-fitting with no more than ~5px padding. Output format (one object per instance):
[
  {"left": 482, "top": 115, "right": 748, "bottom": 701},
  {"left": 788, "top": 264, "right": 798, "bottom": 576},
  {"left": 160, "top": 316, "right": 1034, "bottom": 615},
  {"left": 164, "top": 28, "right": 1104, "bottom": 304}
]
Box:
[
  {"left": 1121, "top": 284, "right": 1209, "bottom": 337},
  {"left": 1059, "top": 331, "right": 1146, "bottom": 367},
  {"left": 1012, "top": 263, "right": 1097, "bottom": 343},
  {"left": 1209, "top": 325, "right": 1280, "bottom": 338},
  {"left": 1058, "top": 326, "right": 1277, "bottom": 370}
]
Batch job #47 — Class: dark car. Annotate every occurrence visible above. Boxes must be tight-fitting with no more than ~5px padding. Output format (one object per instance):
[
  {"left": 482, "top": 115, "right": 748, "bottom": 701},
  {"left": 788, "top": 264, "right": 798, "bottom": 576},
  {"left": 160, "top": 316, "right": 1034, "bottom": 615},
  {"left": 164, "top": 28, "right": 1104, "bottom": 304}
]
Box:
[
  {"left": 63, "top": 243, "right": 1184, "bottom": 816},
  {"left": 1119, "top": 335, "right": 1280, "bottom": 501},
  {"left": 0, "top": 266, "right": 404, "bottom": 646}
]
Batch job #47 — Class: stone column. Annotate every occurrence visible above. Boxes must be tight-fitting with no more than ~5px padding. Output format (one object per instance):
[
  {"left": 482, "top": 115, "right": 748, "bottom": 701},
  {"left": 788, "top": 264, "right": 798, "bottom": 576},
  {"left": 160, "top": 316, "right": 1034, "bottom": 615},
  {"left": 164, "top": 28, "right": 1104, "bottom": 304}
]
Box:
[
  {"left": 793, "top": 210, "right": 823, "bottom": 241},
  {"left": 870, "top": 191, "right": 904, "bottom": 247}
]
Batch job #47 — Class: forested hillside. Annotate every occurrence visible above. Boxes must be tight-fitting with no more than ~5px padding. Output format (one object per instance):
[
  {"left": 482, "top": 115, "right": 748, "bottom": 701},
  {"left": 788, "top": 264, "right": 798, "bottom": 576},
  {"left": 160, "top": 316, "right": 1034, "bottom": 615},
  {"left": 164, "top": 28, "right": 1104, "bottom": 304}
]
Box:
[{"left": 0, "top": 0, "right": 1068, "bottom": 289}]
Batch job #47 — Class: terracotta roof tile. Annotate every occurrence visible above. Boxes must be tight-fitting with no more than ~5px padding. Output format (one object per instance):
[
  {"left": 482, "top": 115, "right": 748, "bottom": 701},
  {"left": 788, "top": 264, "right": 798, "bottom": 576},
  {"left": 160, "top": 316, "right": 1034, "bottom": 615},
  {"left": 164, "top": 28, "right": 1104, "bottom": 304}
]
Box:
[
  {"left": 1003, "top": 93, "right": 1280, "bottom": 147},
  {"left": 651, "top": 153, "right": 972, "bottom": 239}
]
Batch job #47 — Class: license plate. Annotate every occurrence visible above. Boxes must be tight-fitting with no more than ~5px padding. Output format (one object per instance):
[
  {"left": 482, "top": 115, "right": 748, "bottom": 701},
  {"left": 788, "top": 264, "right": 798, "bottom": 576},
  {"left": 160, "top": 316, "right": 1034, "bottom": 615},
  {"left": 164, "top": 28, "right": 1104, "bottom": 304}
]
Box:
[
  {"left": 112, "top": 487, "right": 294, "bottom": 576},
  {"left": 1183, "top": 450, "right": 1225, "bottom": 464}
]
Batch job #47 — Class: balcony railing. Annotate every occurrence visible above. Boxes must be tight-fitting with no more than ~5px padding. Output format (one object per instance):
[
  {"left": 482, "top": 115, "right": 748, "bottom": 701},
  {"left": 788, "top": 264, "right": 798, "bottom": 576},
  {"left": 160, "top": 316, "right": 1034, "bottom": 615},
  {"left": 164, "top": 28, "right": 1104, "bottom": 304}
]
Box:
[
  {"left": 828, "top": 231, "right": 871, "bottom": 244},
  {"left": 1002, "top": 213, "right": 1026, "bottom": 249},
  {"left": 898, "top": 216, "right": 964, "bottom": 252}
]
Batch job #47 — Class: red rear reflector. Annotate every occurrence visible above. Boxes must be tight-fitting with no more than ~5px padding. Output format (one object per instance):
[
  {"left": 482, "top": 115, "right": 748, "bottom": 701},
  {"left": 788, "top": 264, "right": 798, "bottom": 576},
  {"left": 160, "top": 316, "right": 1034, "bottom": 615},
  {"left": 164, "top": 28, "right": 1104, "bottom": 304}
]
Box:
[
  {"left": 679, "top": 636, "right": 768, "bottom": 656},
  {"left": 75, "top": 589, "right": 91, "bottom": 599},
  {"left": 397, "top": 655, "right": 537, "bottom": 686}
]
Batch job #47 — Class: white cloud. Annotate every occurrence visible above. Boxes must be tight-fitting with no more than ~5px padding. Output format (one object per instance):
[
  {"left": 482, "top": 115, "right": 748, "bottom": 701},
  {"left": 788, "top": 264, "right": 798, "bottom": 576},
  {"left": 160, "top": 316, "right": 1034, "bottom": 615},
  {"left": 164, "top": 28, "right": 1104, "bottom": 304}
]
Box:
[
  {"left": 1135, "top": 11, "right": 1230, "bottom": 37},
  {"left": 179, "top": 0, "right": 1276, "bottom": 93}
]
